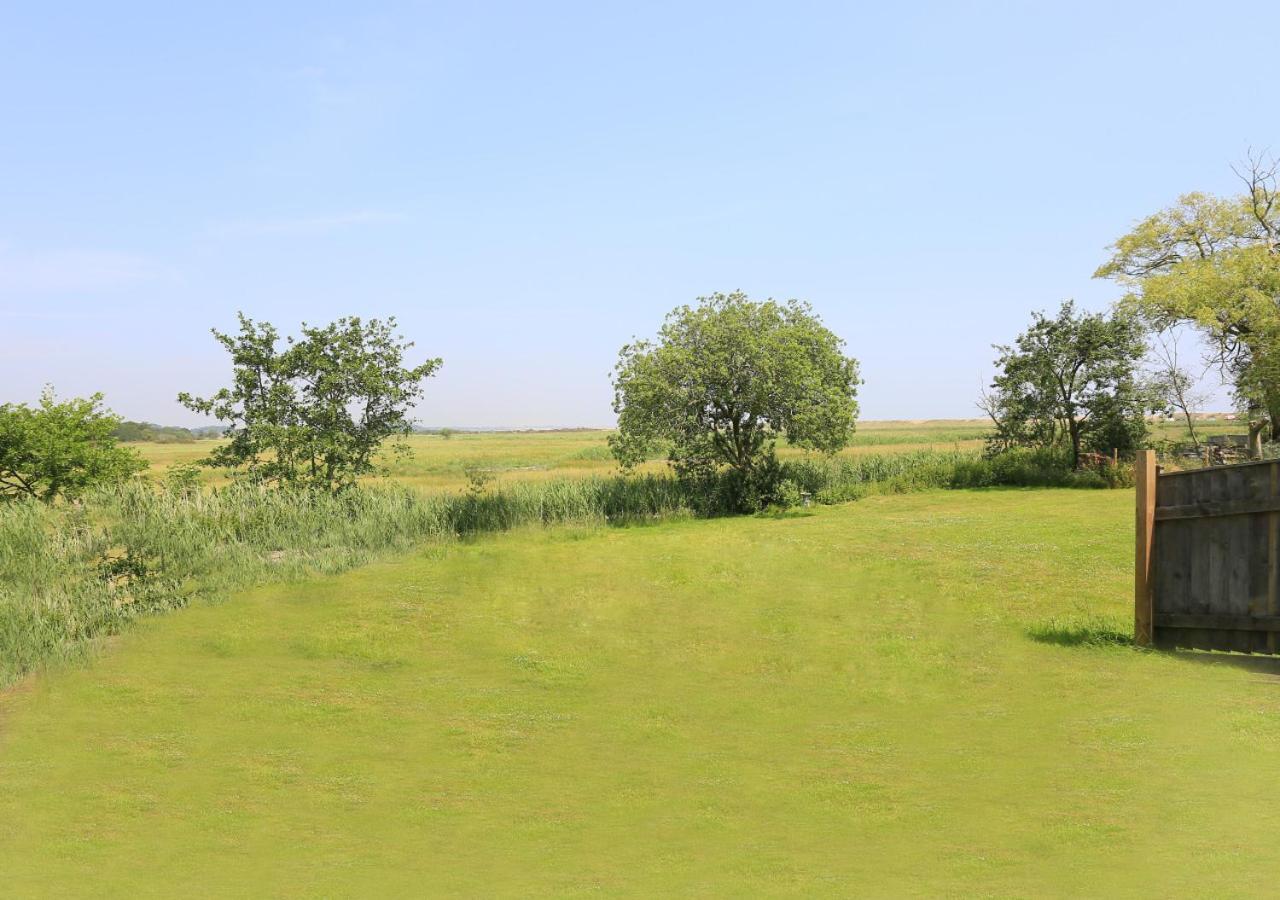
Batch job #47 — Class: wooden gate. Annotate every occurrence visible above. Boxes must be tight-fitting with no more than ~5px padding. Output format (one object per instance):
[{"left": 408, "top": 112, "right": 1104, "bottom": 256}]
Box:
[{"left": 1135, "top": 450, "right": 1280, "bottom": 652}]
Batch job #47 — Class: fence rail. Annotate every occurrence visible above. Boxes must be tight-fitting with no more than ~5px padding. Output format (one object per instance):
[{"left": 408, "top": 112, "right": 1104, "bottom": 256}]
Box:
[{"left": 1135, "top": 451, "right": 1280, "bottom": 653}]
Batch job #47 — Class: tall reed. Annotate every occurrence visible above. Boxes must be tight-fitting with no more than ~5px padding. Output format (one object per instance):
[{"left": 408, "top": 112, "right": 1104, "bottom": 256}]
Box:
[{"left": 0, "top": 474, "right": 692, "bottom": 683}]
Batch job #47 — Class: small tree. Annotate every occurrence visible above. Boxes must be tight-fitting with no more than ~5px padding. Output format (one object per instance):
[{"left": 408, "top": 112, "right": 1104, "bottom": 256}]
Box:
[
  {"left": 982, "top": 301, "right": 1148, "bottom": 468},
  {"left": 1146, "top": 326, "right": 1211, "bottom": 449},
  {"left": 610, "top": 292, "right": 860, "bottom": 506},
  {"left": 179, "top": 313, "right": 441, "bottom": 491},
  {"left": 0, "top": 388, "right": 146, "bottom": 501}
]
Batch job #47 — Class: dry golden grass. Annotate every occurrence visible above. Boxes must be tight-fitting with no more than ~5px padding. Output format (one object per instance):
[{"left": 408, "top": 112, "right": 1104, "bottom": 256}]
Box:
[
  {"left": 132, "top": 416, "right": 1242, "bottom": 491},
  {"left": 133, "top": 422, "right": 994, "bottom": 492}
]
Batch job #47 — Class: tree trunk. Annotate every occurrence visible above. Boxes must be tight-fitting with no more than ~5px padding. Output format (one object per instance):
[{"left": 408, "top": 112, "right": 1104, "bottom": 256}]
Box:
[
  {"left": 1249, "top": 391, "right": 1280, "bottom": 445},
  {"left": 1067, "top": 418, "right": 1081, "bottom": 469},
  {"left": 1249, "top": 420, "right": 1266, "bottom": 459},
  {"left": 1182, "top": 408, "right": 1200, "bottom": 449}
]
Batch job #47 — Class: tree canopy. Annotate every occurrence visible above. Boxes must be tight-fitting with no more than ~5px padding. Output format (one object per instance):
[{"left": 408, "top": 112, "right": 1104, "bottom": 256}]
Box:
[
  {"left": 610, "top": 292, "right": 860, "bottom": 490},
  {"left": 1095, "top": 154, "right": 1280, "bottom": 435},
  {"left": 0, "top": 388, "right": 146, "bottom": 502},
  {"left": 179, "top": 314, "right": 441, "bottom": 492},
  {"left": 981, "top": 301, "right": 1148, "bottom": 467}
]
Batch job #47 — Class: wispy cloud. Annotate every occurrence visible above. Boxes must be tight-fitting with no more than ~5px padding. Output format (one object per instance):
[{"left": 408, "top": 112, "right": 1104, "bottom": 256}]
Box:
[
  {"left": 207, "top": 210, "right": 408, "bottom": 238},
  {"left": 0, "top": 244, "right": 173, "bottom": 294}
]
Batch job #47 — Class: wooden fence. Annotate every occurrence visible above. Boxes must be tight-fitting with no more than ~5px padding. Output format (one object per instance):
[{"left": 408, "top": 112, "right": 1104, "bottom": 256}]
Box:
[{"left": 1135, "top": 450, "right": 1280, "bottom": 653}]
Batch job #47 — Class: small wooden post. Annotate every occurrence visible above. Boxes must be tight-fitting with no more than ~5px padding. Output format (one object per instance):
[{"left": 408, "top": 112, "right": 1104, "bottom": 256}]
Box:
[{"left": 1135, "top": 449, "right": 1157, "bottom": 647}]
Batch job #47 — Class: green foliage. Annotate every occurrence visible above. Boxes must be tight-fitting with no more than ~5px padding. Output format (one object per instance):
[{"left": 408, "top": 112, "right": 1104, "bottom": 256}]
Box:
[
  {"left": 610, "top": 291, "right": 860, "bottom": 509},
  {"left": 112, "top": 421, "right": 196, "bottom": 443},
  {"left": 0, "top": 388, "right": 146, "bottom": 502},
  {"left": 781, "top": 446, "right": 1125, "bottom": 497},
  {"left": 163, "top": 462, "right": 203, "bottom": 496},
  {"left": 462, "top": 463, "right": 494, "bottom": 497},
  {"left": 179, "top": 313, "right": 442, "bottom": 492},
  {"left": 982, "top": 301, "right": 1149, "bottom": 467},
  {"left": 780, "top": 451, "right": 961, "bottom": 503},
  {"left": 951, "top": 446, "right": 1133, "bottom": 489},
  {"left": 1095, "top": 158, "right": 1280, "bottom": 434}
]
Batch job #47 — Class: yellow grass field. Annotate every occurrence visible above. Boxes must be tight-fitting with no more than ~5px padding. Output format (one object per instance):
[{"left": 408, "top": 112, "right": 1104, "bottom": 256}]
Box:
[
  {"left": 131, "top": 417, "right": 1245, "bottom": 491},
  {"left": 131, "top": 420, "right": 989, "bottom": 491}
]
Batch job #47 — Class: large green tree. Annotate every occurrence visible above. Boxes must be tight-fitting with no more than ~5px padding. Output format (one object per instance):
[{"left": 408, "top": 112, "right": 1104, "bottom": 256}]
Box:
[
  {"left": 610, "top": 292, "right": 860, "bottom": 492},
  {"left": 179, "top": 314, "right": 441, "bottom": 491},
  {"left": 0, "top": 388, "right": 146, "bottom": 502},
  {"left": 1095, "top": 154, "right": 1280, "bottom": 438},
  {"left": 980, "top": 301, "right": 1148, "bottom": 468}
]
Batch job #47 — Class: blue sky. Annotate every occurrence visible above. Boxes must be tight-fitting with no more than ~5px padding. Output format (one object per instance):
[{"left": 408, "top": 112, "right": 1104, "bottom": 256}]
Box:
[{"left": 0, "top": 1, "right": 1271, "bottom": 426}]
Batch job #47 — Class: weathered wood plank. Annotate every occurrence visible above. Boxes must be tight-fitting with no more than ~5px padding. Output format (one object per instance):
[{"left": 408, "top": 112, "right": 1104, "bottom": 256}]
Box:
[
  {"left": 1151, "top": 460, "right": 1280, "bottom": 654},
  {"left": 1155, "top": 495, "right": 1280, "bottom": 521},
  {"left": 1154, "top": 468, "right": 1190, "bottom": 617},
  {"left": 1187, "top": 468, "right": 1220, "bottom": 648},
  {"left": 1208, "top": 469, "right": 1235, "bottom": 650},
  {"left": 1243, "top": 465, "right": 1271, "bottom": 651},
  {"left": 1154, "top": 613, "right": 1280, "bottom": 632},
  {"left": 1159, "top": 457, "right": 1280, "bottom": 477},
  {"left": 1270, "top": 464, "right": 1279, "bottom": 653},
  {"left": 1223, "top": 467, "right": 1253, "bottom": 652}
]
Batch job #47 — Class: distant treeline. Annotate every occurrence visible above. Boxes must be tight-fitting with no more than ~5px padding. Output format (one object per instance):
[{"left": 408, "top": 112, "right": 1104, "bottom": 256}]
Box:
[{"left": 112, "top": 421, "right": 223, "bottom": 443}]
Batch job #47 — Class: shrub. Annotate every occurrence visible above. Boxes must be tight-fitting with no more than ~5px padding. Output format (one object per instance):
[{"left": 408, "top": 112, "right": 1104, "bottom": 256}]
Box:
[{"left": 0, "top": 388, "right": 146, "bottom": 502}]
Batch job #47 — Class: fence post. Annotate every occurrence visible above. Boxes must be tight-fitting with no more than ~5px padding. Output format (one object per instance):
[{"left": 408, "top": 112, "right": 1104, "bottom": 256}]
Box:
[{"left": 1134, "top": 449, "right": 1157, "bottom": 647}]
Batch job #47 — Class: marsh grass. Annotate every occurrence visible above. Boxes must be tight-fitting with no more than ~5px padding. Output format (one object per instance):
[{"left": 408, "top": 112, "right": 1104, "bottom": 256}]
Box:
[
  {"left": 0, "top": 474, "right": 698, "bottom": 685},
  {"left": 1, "top": 446, "right": 1126, "bottom": 686}
]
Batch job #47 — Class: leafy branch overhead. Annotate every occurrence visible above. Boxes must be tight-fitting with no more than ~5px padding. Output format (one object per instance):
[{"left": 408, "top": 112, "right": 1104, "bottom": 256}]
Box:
[
  {"left": 1095, "top": 151, "right": 1280, "bottom": 438},
  {"left": 179, "top": 313, "right": 441, "bottom": 491}
]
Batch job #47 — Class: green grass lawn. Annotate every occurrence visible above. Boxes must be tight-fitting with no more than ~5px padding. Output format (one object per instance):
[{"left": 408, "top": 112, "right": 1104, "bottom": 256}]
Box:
[{"left": 5, "top": 488, "right": 1280, "bottom": 895}]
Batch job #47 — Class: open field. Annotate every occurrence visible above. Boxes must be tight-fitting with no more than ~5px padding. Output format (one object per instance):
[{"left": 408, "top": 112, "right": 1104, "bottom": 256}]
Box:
[
  {"left": 131, "top": 417, "right": 1245, "bottom": 491},
  {"left": 5, "top": 488, "right": 1280, "bottom": 894}
]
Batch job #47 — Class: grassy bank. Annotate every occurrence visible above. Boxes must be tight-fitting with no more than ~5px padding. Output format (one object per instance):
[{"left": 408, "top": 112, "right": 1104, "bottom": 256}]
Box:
[
  {"left": 0, "top": 476, "right": 684, "bottom": 686},
  {"left": 6, "top": 490, "right": 1280, "bottom": 894},
  {"left": 1, "top": 447, "right": 1129, "bottom": 687}
]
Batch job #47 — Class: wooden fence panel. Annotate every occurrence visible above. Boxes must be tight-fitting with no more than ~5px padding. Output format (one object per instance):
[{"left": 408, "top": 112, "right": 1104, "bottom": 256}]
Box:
[{"left": 1143, "top": 456, "right": 1280, "bottom": 653}]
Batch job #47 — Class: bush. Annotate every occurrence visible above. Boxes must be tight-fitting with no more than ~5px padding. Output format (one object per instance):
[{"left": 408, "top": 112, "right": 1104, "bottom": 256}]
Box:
[
  {"left": 781, "top": 450, "right": 974, "bottom": 502},
  {"left": 0, "top": 388, "right": 147, "bottom": 502},
  {"left": 950, "top": 446, "right": 1124, "bottom": 489}
]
